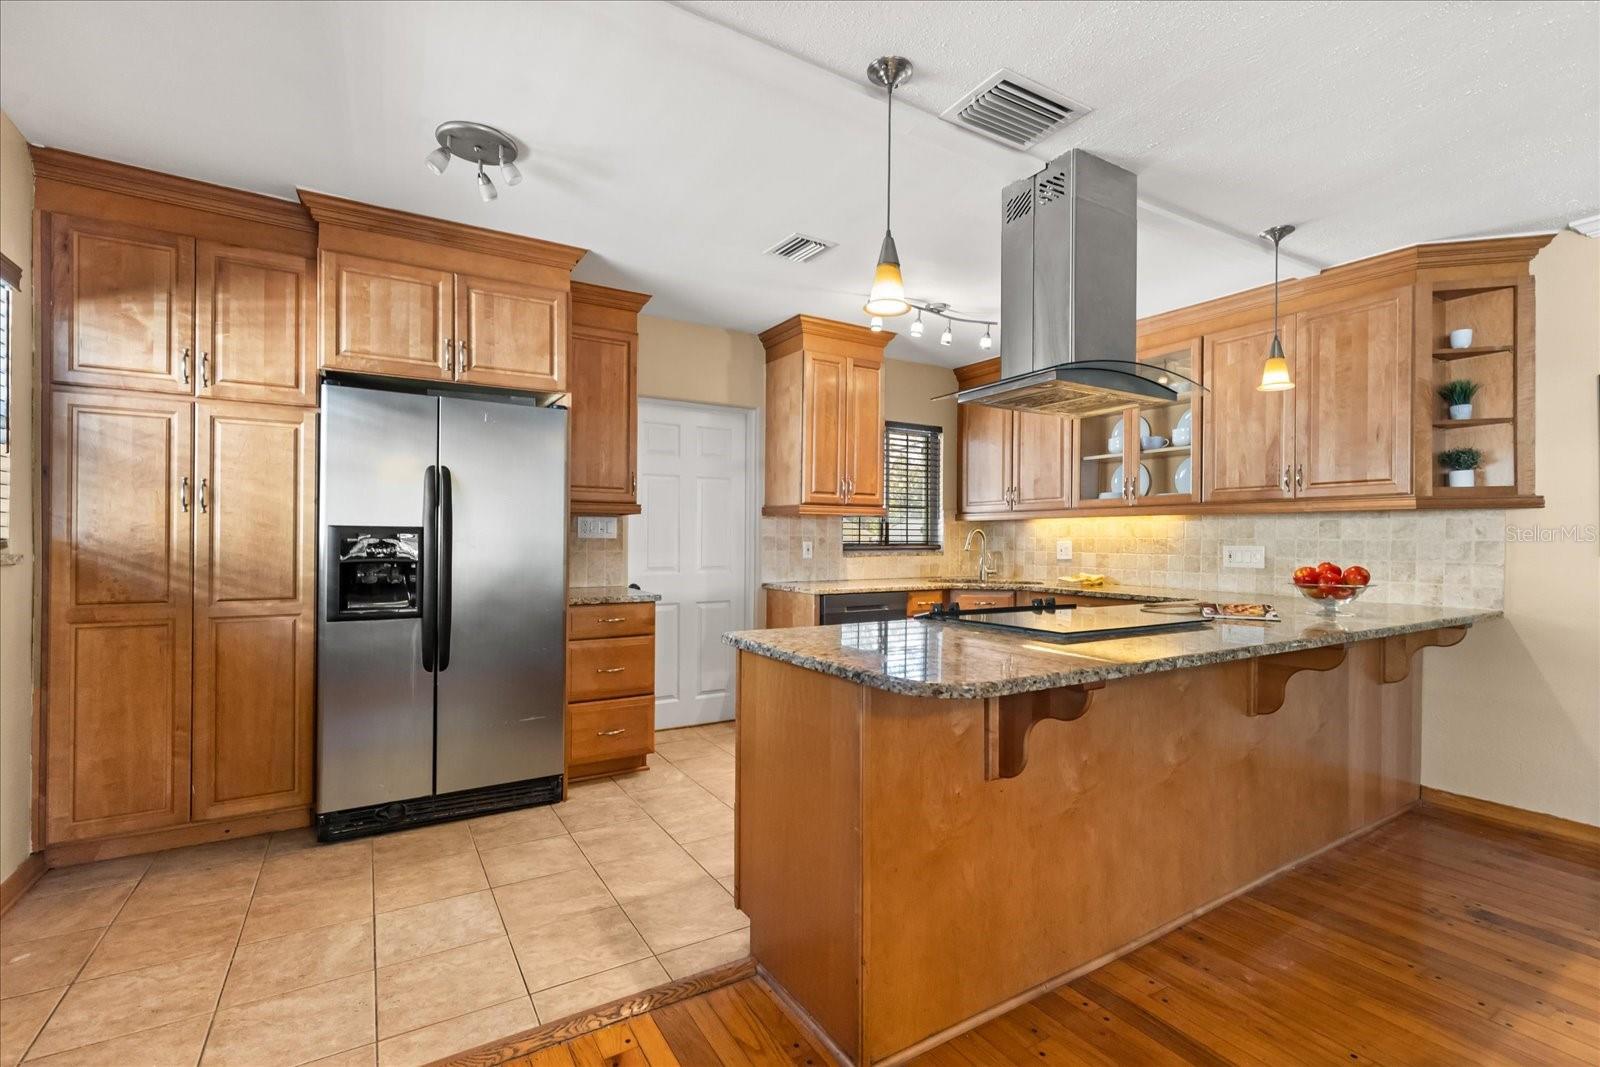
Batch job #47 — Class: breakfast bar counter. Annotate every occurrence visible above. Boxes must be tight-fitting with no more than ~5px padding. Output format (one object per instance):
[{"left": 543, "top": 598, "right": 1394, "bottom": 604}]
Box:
[{"left": 725, "top": 597, "right": 1493, "bottom": 1065}]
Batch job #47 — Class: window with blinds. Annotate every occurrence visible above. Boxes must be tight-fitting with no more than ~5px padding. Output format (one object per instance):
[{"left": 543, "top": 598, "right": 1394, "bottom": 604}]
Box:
[{"left": 843, "top": 421, "right": 942, "bottom": 551}]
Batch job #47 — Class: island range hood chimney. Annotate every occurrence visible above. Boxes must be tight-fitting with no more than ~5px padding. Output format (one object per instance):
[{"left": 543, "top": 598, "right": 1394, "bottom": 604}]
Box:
[{"left": 958, "top": 149, "right": 1185, "bottom": 417}]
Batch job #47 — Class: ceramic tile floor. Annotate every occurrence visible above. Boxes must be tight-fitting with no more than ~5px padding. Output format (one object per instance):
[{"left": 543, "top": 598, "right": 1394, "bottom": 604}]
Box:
[{"left": 0, "top": 722, "right": 745, "bottom": 1067}]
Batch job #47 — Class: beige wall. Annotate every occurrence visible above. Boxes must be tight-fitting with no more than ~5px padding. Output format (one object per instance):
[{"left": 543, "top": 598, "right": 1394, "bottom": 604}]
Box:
[
  {"left": 1421, "top": 231, "right": 1600, "bottom": 826},
  {"left": 636, "top": 315, "right": 764, "bottom": 410},
  {"left": 0, "top": 111, "right": 36, "bottom": 882}
]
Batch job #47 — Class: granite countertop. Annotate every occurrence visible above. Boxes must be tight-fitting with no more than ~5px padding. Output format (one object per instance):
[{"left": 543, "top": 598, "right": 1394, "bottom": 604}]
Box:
[
  {"left": 568, "top": 585, "right": 662, "bottom": 606},
  {"left": 726, "top": 592, "right": 1498, "bottom": 699},
  {"left": 763, "top": 577, "right": 1180, "bottom": 603}
]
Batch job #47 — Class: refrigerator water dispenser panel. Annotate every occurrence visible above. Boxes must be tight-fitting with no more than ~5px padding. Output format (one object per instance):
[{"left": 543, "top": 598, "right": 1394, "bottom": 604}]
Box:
[{"left": 327, "top": 526, "right": 422, "bottom": 620}]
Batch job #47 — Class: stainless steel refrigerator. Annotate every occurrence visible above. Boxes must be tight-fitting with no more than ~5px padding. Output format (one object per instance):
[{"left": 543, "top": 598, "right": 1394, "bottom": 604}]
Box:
[{"left": 316, "top": 380, "right": 567, "bottom": 840}]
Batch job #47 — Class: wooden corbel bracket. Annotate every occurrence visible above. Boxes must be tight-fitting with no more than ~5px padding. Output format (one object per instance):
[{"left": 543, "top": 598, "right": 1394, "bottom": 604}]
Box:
[
  {"left": 1380, "top": 626, "right": 1469, "bottom": 684},
  {"left": 1247, "top": 645, "right": 1348, "bottom": 716},
  {"left": 984, "top": 683, "right": 1103, "bottom": 781}
]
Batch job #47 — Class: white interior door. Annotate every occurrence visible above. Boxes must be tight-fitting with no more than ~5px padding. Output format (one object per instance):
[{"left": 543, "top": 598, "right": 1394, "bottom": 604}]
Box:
[{"left": 628, "top": 399, "right": 751, "bottom": 728}]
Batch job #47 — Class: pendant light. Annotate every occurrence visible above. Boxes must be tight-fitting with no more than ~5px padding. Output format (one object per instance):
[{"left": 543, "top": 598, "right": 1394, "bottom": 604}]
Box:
[
  {"left": 1257, "top": 224, "right": 1296, "bottom": 392},
  {"left": 863, "top": 57, "right": 912, "bottom": 317}
]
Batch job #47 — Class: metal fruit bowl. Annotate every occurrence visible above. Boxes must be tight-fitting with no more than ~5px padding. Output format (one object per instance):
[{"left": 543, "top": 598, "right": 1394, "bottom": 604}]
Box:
[{"left": 1292, "top": 582, "right": 1373, "bottom": 615}]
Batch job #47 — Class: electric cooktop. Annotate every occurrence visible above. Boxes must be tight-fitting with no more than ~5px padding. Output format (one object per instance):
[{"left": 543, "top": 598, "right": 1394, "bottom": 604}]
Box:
[{"left": 921, "top": 597, "right": 1209, "bottom": 644}]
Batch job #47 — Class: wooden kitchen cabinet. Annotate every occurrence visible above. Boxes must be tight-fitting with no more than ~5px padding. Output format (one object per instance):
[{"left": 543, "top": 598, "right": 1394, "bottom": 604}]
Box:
[
  {"left": 958, "top": 403, "right": 1013, "bottom": 515},
  {"left": 958, "top": 403, "right": 1071, "bottom": 516},
  {"left": 950, "top": 590, "right": 1016, "bottom": 611},
  {"left": 46, "top": 389, "right": 194, "bottom": 843},
  {"left": 567, "top": 603, "right": 657, "bottom": 780},
  {"left": 47, "top": 214, "right": 195, "bottom": 395},
  {"left": 320, "top": 251, "right": 453, "bottom": 381},
  {"left": 570, "top": 282, "right": 650, "bottom": 514},
  {"left": 1201, "top": 318, "right": 1297, "bottom": 503},
  {"left": 191, "top": 401, "right": 317, "bottom": 821},
  {"left": 1294, "top": 287, "right": 1412, "bottom": 498},
  {"left": 196, "top": 242, "right": 317, "bottom": 406},
  {"left": 454, "top": 274, "right": 567, "bottom": 391},
  {"left": 761, "top": 315, "right": 889, "bottom": 516}
]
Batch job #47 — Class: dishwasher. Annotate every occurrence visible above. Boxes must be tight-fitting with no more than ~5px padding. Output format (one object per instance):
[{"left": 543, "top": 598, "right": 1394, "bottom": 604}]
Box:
[{"left": 819, "top": 591, "right": 906, "bottom": 624}]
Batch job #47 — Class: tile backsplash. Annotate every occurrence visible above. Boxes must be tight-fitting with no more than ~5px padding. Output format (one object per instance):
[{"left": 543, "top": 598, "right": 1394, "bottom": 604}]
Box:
[
  {"left": 761, "top": 510, "right": 1507, "bottom": 609},
  {"left": 568, "top": 518, "right": 628, "bottom": 587}
]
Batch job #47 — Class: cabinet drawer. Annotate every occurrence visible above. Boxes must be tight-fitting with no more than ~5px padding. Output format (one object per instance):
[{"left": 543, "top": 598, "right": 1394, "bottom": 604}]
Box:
[
  {"left": 570, "top": 602, "right": 655, "bottom": 640},
  {"left": 906, "top": 591, "right": 947, "bottom": 616},
  {"left": 568, "top": 635, "right": 654, "bottom": 701},
  {"left": 951, "top": 590, "right": 1016, "bottom": 611},
  {"left": 568, "top": 696, "right": 654, "bottom": 765}
]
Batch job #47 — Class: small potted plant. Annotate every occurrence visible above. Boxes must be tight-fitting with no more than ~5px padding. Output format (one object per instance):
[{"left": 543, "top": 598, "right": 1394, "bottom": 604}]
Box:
[
  {"left": 1437, "top": 379, "right": 1480, "bottom": 420},
  {"left": 1439, "top": 447, "right": 1482, "bottom": 488}
]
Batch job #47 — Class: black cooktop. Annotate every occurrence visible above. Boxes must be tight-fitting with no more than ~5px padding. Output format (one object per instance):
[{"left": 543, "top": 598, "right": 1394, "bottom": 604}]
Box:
[{"left": 922, "top": 597, "right": 1209, "bottom": 644}]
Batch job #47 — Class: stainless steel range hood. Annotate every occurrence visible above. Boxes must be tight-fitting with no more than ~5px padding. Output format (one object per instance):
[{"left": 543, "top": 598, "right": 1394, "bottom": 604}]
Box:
[{"left": 958, "top": 149, "right": 1180, "bottom": 417}]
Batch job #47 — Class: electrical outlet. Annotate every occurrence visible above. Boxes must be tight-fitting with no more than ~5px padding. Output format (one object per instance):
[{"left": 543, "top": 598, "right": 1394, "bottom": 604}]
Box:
[
  {"left": 1056, "top": 539, "right": 1073, "bottom": 561},
  {"left": 576, "top": 516, "right": 618, "bottom": 539},
  {"left": 802, "top": 539, "right": 813, "bottom": 559},
  {"left": 1222, "top": 544, "right": 1266, "bottom": 569}
]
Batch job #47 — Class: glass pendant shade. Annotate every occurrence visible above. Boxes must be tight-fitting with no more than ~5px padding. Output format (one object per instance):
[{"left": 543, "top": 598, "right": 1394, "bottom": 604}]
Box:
[
  {"left": 863, "top": 232, "right": 909, "bottom": 316},
  {"left": 1257, "top": 335, "right": 1293, "bottom": 391}
]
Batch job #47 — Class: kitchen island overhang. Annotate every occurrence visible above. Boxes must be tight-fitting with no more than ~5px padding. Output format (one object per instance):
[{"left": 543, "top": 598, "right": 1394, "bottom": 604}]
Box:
[{"left": 725, "top": 600, "right": 1495, "bottom": 1065}]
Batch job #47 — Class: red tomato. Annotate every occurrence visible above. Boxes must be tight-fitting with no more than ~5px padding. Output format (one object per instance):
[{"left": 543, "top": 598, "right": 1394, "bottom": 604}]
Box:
[
  {"left": 1316, "top": 561, "right": 1343, "bottom": 582},
  {"left": 1343, "top": 565, "right": 1370, "bottom": 587},
  {"left": 1293, "top": 566, "right": 1320, "bottom": 587}
]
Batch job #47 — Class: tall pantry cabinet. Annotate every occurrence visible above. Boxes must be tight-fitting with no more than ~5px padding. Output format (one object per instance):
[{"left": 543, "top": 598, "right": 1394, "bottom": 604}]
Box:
[{"left": 36, "top": 151, "right": 320, "bottom": 853}]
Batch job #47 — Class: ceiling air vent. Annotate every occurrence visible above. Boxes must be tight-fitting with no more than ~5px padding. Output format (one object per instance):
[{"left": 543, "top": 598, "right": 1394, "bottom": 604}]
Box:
[
  {"left": 941, "top": 69, "right": 1089, "bottom": 150},
  {"left": 763, "top": 233, "right": 835, "bottom": 263}
]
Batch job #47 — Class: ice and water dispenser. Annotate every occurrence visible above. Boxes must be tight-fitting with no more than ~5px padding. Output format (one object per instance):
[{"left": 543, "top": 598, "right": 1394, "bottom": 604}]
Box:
[{"left": 325, "top": 527, "right": 422, "bottom": 621}]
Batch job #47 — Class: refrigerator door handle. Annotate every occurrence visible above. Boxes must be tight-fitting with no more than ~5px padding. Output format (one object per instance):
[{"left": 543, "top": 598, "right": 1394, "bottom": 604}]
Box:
[
  {"left": 438, "top": 465, "right": 454, "bottom": 672},
  {"left": 421, "top": 466, "right": 438, "bottom": 672}
]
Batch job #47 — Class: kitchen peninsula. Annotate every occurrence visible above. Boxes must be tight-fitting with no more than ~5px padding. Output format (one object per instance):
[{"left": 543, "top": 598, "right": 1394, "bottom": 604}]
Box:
[{"left": 726, "top": 595, "right": 1494, "bottom": 1064}]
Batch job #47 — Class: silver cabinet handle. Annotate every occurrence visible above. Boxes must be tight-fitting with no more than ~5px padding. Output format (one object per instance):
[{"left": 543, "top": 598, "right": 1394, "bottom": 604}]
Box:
[
  {"left": 596, "top": 666, "right": 627, "bottom": 674},
  {"left": 598, "top": 728, "right": 628, "bottom": 737},
  {"left": 179, "top": 476, "right": 189, "bottom": 512},
  {"left": 1295, "top": 464, "right": 1304, "bottom": 491},
  {"left": 180, "top": 347, "right": 191, "bottom": 385},
  {"left": 631, "top": 472, "right": 636, "bottom": 493},
  {"left": 458, "top": 341, "right": 470, "bottom": 369},
  {"left": 1281, "top": 466, "right": 1292, "bottom": 492},
  {"left": 199, "top": 478, "right": 209, "bottom": 513},
  {"left": 200, "top": 351, "right": 210, "bottom": 388},
  {"left": 444, "top": 339, "right": 455, "bottom": 373},
  {"left": 599, "top": 617, "right": 626, "bottom": 624}
]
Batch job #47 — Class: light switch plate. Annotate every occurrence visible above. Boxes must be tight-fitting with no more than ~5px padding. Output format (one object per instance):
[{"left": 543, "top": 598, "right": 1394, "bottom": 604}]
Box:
[
  {"left": 1222, "top": 544, "right": 1266, "bottom": 569},
  {"left": 1056, "top": 539, "right": 1073, "bottom": 561},
  {"left": 802, "top": 539, "right": 814, "bottom": 560},
  {"left": 576, "top": 516, "right": 618, "bottom": 539}
]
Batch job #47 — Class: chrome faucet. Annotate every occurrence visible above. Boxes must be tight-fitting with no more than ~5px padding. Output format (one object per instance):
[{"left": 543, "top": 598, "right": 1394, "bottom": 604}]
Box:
[{"left": 963, "top": 527, "right": 995, "bottom": 582}]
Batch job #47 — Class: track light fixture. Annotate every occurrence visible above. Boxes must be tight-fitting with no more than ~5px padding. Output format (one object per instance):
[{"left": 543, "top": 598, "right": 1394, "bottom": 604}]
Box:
[
  {"left": 425, "top": 121, "right": 521, "bottom": 202},
  {"left": 867, "top": 299, "right": 997, "bottom": 353},
  {"left": 909, "top": 310, "right": 924, "bottom": 338},
  {"left": 870, "top": 316, "right": 884, "bottom": 332},
  {"left": 980, "top": 325, "right": 993, "bottom": 350}
]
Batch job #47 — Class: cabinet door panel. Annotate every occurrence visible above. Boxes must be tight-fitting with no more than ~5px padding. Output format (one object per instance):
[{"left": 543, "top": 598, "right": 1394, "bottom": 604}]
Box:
[
  {"left": 1202, "top": 319, "right": 1296, "bottom": 503},
  {"left": 49, "top": 215, "right": 194, "bottom": 394},
  {"left": 845, "top": 359, "right": 884, "bottom": 507},
  {"left": 455, "top": 275, "right": 567, "bottom": 391},
  {"left": 959, "top": 405, "right": 1012, "bottom": 515},
  {"left": 1012, "top": 410, "right": 1072, "bottom": 512},
  {"left": 321, "top": 252, "right": 451, "bottom": 380},
  {"left": 802, "top": 352, "right": 847, "bottom": 505},
  {"left": 192, "top": 401, "right": 316, "bottom": 820},
  {"left": 1295, "top": 288, "right": 1413, "bottom": 498},
  {"left": 569, "top": 324, "right": 637, "bottom": 510},
  {"left": 47, "top": 390, "right": 193, "bottom": 843},
  {"left": 198, "top": 243, "right": 316, "bottom": 406}
]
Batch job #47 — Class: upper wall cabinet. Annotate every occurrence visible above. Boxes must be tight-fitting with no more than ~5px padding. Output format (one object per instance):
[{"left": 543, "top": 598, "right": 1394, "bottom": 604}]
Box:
[
  {"left": 570, "top": 282, "right": 652, "bottom": 515},
  {"left": 47, "top": 215, "right": 315, "bottom": 406},
  {"left": 1202, "top": 319, "right": 1296, "bottom": 504},
  {"left": 301, "top": 191, "right": 586, "bottom": 395},
  {"left": 760, "top": 315, "right": 890, "bottom": 517}
]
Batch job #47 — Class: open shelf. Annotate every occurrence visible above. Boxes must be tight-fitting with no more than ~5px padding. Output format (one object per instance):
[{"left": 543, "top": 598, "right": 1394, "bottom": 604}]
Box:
[
  {"left": 1139, "top": 444, "right": 1191, "bottom": 457},
  {"left": 1432, "top": 346, "right": 1512, "bottom": 361},
  {"left": 1433, "top": 417, "right": 1513, "bottom": 429},
  {"left": 1080, "top": 452, "right": 1123, "bottom": 462}
]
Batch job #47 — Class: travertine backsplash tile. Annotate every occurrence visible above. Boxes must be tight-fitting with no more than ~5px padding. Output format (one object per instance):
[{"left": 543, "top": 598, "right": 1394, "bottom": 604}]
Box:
[
  {"left": 568, "top": 520, "right": 628, "bottom": 587},
  {"left": 760, "top": 510, "right": 1506, "bottom": 609}
]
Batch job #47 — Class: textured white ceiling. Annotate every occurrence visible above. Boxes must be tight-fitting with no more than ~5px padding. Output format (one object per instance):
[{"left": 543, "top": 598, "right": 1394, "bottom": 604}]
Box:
[{"left": 2, "top": 1, "right": 1595, "bottom": 367}]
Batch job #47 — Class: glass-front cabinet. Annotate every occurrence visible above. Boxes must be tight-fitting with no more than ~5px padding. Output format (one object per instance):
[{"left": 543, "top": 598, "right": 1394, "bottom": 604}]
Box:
[{"left": 1072, "top": 338, "right": 1203, "bottom": 508}]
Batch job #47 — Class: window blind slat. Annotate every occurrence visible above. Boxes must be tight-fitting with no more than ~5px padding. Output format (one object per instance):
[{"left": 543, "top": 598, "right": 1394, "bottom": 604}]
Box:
[{"left": 843, "top": 422, "right": 941, "bottom": 551}]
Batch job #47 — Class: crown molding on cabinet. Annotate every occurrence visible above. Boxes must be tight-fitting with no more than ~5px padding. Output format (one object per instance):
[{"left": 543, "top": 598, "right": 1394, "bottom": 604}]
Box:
[
  {"left": 297, "top": 189, "right": 587, "bottom": 272},
  {"left": 570, "top": 281, "right": 653, "bottom": 313},
  {"left": 758, "top": 314, "right": 895, "bottom": 362}
]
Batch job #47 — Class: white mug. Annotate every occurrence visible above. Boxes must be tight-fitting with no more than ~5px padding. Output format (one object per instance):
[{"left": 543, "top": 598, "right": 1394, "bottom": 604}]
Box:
[{"left": 1449, "top": 328, "right": 1474, "bottom": 349}]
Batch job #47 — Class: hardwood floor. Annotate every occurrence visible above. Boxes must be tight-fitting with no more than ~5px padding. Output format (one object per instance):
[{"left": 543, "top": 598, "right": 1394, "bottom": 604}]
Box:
[{"left": 489, "top": 803, "right": 1599, "bottom": 1066}]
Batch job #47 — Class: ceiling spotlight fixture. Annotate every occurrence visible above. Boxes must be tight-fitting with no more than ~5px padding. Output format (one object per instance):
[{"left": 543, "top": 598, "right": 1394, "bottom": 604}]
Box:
[
  {"left": 939, "top": 323, "right": 953, "bottom": 347},
  {"left": 425, "top": 121, "right": 521, "bottom": 202},
  {"left": 979, "top": 325, "right": 993, "bottom": 350},
  {"left": 863, "top": 56, "right": 912, "bottom": 317},
  {"left": 909, "top": 310, "right": 924, "bottom": 338},
  {"left": 870, "top": 316, "right": 884, "bottom": 332},
  {"left": 1257, "top": 224, "right": 1296, "bottom": 392}
]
